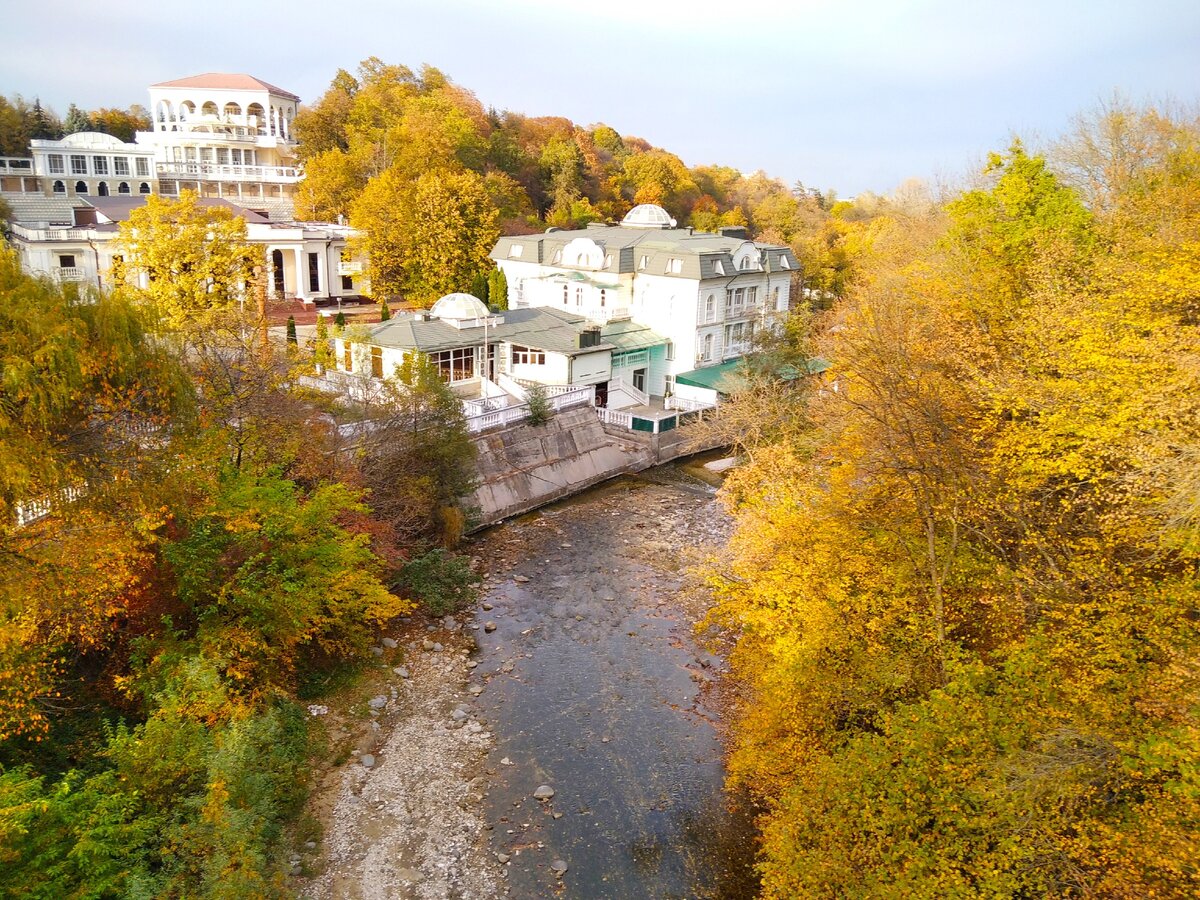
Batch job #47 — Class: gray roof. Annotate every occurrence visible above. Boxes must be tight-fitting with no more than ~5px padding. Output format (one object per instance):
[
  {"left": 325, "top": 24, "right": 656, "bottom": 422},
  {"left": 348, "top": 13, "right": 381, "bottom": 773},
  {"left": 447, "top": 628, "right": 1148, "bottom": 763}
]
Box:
[
  {"left": 490, "top": 223, "right": 799, "bottom": 280},
  {"left": 3, "top": 195, "right": 87, "bottom": 226},
  {"left": 358, "top": 306, "right": 667, "bottom": 356}
]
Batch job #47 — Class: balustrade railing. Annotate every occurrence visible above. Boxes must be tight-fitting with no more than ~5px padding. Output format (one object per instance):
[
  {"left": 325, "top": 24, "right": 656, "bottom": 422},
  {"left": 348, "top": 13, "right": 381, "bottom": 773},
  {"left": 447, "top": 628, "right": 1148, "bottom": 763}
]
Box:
[
  {"left": 11, "top": 224, "right": 93, "bottom": 241},
  {"left": 155, "top": 161, "right": 302, "bottom": 182}
]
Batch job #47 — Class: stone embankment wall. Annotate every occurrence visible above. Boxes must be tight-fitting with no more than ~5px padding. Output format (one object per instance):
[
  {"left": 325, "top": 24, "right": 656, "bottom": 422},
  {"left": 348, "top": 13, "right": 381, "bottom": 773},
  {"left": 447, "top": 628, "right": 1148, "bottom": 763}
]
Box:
[{"left": 467, "top": 407, "right": 724, "bottom": 529}]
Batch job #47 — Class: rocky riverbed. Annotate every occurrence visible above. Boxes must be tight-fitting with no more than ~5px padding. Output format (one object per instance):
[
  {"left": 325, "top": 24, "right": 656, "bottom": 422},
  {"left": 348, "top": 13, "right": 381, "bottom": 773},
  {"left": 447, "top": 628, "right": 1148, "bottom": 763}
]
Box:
[{"left": 299, "top": 457, "right": 755, "bottom": 899}]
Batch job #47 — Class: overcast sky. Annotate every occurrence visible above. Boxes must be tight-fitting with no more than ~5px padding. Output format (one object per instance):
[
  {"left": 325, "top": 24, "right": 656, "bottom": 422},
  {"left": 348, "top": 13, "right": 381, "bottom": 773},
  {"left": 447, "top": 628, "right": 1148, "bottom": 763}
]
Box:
[{"left": 4, "top": 0, "right": 1198, "bottom": 196}]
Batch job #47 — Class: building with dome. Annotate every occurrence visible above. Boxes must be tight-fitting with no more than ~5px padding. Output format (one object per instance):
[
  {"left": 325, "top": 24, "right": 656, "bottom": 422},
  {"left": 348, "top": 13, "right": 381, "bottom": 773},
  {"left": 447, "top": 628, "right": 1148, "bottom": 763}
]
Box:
[
  {"left": 489, "top": 205, "right": 799, "bottom": 404},
  {"left": 332, "top": 291, "right": 667, "bottom": 407}
]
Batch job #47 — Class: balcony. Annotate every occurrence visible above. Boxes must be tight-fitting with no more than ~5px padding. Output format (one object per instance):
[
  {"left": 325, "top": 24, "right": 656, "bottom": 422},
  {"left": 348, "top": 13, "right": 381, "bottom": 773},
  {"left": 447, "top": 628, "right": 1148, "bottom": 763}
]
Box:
[
  {"left": 54, "top": 266, "right": 85, "bottom": 282},
  {"left": 10, "top": 224, "right": 94, "bottom": 242},
  {"left": 155, "top": 161, "right": 302, "bottom": 183},
  {"left": 580, "top": 306, "right": 631, "bottom": 323},
  {"left": 0, "top": 156, "right": 34, "bottom": 174}
]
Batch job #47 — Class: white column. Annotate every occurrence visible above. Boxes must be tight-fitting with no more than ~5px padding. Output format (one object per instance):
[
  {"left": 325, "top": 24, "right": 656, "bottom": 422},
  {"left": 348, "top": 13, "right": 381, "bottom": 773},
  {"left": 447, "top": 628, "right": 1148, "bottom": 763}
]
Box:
[
  {"left": 294, "top": 248, "right": 306, "bottom": 301},
  {"left": 315, "top": 246, "right": 325, "bottom": 297}
]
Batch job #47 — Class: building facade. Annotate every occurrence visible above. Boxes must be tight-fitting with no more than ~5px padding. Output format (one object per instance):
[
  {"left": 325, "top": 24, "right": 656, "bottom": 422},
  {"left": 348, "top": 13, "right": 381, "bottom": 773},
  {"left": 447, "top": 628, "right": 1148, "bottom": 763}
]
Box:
[
  {"left": 490, "top": 204, "right": 799, "bottom": 400},
  {"left": 9, "top": 196, "right": 365, "bottom": 303}
]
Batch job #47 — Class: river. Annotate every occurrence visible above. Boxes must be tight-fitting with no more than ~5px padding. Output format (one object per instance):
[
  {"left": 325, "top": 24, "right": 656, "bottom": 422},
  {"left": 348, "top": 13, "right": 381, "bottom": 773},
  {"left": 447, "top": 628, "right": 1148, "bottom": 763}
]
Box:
[{"left": 467, "top": 457, "right": 758, "bottom": 899}]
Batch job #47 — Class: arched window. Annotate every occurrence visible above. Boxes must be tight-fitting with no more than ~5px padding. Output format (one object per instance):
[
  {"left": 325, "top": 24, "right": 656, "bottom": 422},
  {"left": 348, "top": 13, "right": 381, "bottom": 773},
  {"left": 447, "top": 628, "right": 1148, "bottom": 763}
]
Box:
[
  {"left": 52, "top": 180, "right": 65, "bottom": 193},
  {"left": 75, "top": 181, "right": 88, "bottom": 194},
  {"left": 138, "top": 182, "right": 151, "bottom": 194},
  {"left": 247, "top": 103, "right": 266, "bottom": 131},
  {"left": 224, "top": 102, "right": 241, "bottom": 118},
  {"left": 562, "top": 284, "right": 568, "bottom": 304},
  {"left": 118, "top": 182, "right": 131, "bottom": 194},
  {"left": 97, "top": 182, "right": 109, "bottom": 196},
  {"left": 600, "top": 289, "right": 606, "bottom": 308},
  {"left": 201, "top": 101, "right": 218, "bottom": 116},
  {"left": 179, "top": 101, "right": 195, "bottom": 120}
]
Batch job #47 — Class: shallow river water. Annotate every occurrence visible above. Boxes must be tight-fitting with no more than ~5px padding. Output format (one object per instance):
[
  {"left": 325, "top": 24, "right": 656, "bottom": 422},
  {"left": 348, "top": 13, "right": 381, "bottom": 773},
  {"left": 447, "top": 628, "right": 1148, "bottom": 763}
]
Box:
[{"left": 467, "top": 458, "right": 758, "bottom": 899}]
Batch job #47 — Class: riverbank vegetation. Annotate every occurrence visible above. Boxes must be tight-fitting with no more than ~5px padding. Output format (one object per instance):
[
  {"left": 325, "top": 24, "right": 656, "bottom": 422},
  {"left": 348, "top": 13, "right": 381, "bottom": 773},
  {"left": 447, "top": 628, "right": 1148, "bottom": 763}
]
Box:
[
  {"left": 0, "top": 194, "right": 477, "bottom": 897},
  {"left": 709, "top": 102, "right": 1200, "bottom": 897}
]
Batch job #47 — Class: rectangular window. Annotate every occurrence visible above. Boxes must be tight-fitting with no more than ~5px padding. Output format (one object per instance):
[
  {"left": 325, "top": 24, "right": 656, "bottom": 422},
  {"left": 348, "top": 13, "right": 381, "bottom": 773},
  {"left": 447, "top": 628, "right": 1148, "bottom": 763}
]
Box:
[
  {"left": 599, "top": 288, "right": 606, "bottom": 307},
  {"left": 58, "top": 254, "right": 76, "bottom": 268},
  {"left": 308, "top": 252, "right": 320, "bottom": 292},
  {"left": 508, "top": 243, "right": 523, "bottom": 258},
  {"left": 705, "top": 295, "right": 715, "bottom": 323},
  {"left": 216, "top": 148, "right": 229, "bottom": 165},
  {"left": 371, "top": 347, "right": 383, "bottom": 378},
  {"left": 184, "top": 147, "right": 197, "bottom": 162},
  {"left": 511, "top": 345, "right": 546, "bottom": 366},
  {"left": 113, "top": 157, "right": 129, "bottom": 176},
  {"left": 667, "top": 258, "right": 682, "bottom": 274},
  {"left": 665, "top": 341, "right": 675, "bottom": 361},
  {"left": 136, "top": 157, "right": 150, "bottom": 176},
  {"left": 701, "top": 334, "right": 714, "bottom": 361},
  {"left": 343, "top": 343, "right": 353, "bottom": 372},
  {"left": 231, "top": 149, "right": 242, "bottom": 165},
  {"left": 92, "top": 156, "right": 109, "bottom": 175},
  {"left": 562, "top": 284, "right": 569, "bottom": 304},
  {"left": 431, "top": 348, "right": 476, "bottom": 382},
  {"left": 199, "top": 147, "right": 213, "bottom": 164},
  {"left": 747, "top": 286, "right": 758, "bottom": 307},
  {"left": 574, "top": 286, "right": 583, "bottom": 305},
  {"left": 47, "top": 154, "right": 64, "bottom": 174},
  {"left": 341, "top": 274, "right": 354, "bottom": 290},
  {"left": 70, "top": 154, "right": 87, "bottom": 175}
]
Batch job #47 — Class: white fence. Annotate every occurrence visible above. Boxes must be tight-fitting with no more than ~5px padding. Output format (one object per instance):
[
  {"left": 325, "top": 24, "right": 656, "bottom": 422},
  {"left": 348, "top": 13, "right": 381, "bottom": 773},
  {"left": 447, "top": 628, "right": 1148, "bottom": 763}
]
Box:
[
  {"left": 609, "top": 375, "right": 649, "bottom": 407},
  {"left": 464, "top": 384, "right": 594, "bottom": 433},
  {"left": 595, "top": 407, "right": 634, "bottom": 429}
]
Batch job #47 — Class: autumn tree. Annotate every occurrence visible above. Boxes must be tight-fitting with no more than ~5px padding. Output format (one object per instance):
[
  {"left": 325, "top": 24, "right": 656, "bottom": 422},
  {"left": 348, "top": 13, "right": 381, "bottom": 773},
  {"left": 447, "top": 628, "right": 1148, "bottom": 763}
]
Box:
[
  {"left": 351, "top": 167, "right": 499, "bottom": 305},
  {"left": 116, "top": 191, "right": 260, "bottom": 328}
]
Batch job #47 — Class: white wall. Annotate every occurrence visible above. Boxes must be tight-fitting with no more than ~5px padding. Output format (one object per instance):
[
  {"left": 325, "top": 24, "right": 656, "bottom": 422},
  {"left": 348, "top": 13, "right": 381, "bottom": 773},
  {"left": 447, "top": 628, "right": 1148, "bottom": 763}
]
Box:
[{"left": 569, "top": 350, "right": 610, "bottom": 385}]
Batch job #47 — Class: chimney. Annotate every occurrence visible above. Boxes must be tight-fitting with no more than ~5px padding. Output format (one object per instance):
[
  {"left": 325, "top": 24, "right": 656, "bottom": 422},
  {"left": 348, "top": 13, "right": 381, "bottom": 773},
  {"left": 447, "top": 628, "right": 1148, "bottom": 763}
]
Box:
[{"left": 578, "top": 326, "right": 601, "bottom": 349}]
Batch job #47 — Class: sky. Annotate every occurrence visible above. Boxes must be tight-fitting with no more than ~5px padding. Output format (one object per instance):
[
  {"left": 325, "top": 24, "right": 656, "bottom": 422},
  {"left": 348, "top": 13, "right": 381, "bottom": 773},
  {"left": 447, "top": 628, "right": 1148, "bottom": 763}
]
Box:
[{"left": 4, "top": 0, "right": 1199, "bottom": 197}]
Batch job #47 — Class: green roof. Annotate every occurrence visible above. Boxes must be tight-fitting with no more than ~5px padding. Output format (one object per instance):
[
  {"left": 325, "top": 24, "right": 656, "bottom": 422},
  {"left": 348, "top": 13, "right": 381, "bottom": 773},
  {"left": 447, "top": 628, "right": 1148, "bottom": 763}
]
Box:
[{"left": 675, "top": 356, "right": 831, "bottom": 393}]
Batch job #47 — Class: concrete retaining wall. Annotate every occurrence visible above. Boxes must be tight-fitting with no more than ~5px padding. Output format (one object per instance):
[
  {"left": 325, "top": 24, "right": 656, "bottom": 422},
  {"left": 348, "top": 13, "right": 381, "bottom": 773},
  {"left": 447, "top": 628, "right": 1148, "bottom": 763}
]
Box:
[{"left": 467, "top": 407, "right": 726, "bottom": 529}]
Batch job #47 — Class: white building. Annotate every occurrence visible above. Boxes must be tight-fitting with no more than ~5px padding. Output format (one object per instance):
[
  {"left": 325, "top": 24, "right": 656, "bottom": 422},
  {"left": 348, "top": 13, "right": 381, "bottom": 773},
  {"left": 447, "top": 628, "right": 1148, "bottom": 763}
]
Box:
[
  {"left": 142, "top": 73, "right": 301, "bottom": 206},
  {"left": 2, "top": 73, "right": 301, "bottom": 220},
  {"left": 490, "top": 204, "right": 799, "bottom": 402},
  {"left": 8, "top": 195, "right": 365, "bottom": 303}
]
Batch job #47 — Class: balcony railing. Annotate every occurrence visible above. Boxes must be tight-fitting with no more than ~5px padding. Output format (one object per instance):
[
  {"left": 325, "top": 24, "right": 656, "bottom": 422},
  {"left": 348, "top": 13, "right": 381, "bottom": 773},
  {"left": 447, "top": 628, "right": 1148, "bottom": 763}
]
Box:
[
  {"left": 337, "top": 261, "right": 363, "bottom": 276},
  {"left": 155, "top": 161, "right": 302, "bottom": 183},
  {"left": 581, "top": 306, "right": 631, "bottom": 323},
  {"left": 0, "top": 157, "right": 34, "bottom": 173},
  {"left": 10, "top": 224, "right": 93, "bottom": 241},
  {"left": 54, "top": 266, "right": 85, "bottom": 282}
]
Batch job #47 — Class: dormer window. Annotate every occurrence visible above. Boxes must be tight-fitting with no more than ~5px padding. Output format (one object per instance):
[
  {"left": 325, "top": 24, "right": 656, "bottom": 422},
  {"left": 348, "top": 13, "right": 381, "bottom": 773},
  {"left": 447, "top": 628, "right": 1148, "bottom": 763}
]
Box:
[
  {"left": 508, "top": 244, "right": 523, "bottom": 259},
  {"left": 666, "top": 258, "right": 682, "bottom": 274},
  {"left": 713, "top": 260, "right": 725, "bottom": 276},
  {"left": 553, "top": 248, "right": 563, "bottom": 264},
  {"left": 738, "top": 257, "right": 750, "bottom": 271},
  {"left": 780, "top": 256, "right": 790, "bottom": 269},
  {"left": 638, "top": 255, "right": 648, "bottom": 270},
  {"left": 603, "top": 254, "right": 612, "bottom": 268}
]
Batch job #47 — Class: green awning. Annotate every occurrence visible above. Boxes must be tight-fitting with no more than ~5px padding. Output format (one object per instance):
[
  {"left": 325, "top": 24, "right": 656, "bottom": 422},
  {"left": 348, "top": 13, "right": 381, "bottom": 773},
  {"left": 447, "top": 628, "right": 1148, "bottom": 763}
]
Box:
[
  {"left": 675, "top": 359, "right": 748, "bottom": 393},
  {"left": 675, "top": 357, "right": 831, "bottom": 394}
]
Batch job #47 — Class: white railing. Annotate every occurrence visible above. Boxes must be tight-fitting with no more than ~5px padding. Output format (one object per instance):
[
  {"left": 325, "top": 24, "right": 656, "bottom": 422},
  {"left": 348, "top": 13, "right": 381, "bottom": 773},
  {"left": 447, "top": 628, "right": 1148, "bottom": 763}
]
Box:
[
  {"left": 596, "top": 407, "right": 634, "bottom": 429},
  {"left": 54, "top": 266, "right": 85, "bottom": 281},
  {"left": 155, "top": 162, "right": 302, "bottom": 182},
  {"left": 665, "top": 395, "right": 716, "bottom": 412},
  {"left": 0, "top": 157, "right": 34, "bottom": 173},
  {"left": 466, "top": 404, "right": 531, "bottom": 433},
  {"left": 462, "top": 395, "right": 508, "bottom": 417},
  {"left": 548, "top": 385, "right": 594, "bottom": 410},
  {"left": 496, "top": 372, "right": 529, "bottom": 401},
  {"left": 581, "top": 306, "right": 631, "bottom": 323},
  {"left": 723, "top": 342, "right": 752, "bottom": 359},
  {"left": 609, "top": 376, "right": 649, "bottom": 407},
  {"left": 14, "top": 482, "right": 86, "bottom": 528},
  {"left": 10, "top": 224, "right": 93, "bottom": 241}
]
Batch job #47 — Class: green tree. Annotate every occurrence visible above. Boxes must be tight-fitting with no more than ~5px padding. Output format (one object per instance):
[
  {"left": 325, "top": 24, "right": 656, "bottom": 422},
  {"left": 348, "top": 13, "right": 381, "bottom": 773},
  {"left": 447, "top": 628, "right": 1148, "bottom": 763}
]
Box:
[
  {"left": 61, "top": 103, "right": 90, "bottom": 135},
  {"left": 470, "top": 271, "right": 489, "bottom": 305},
  {"left": 379, "top": 299, "right": 391, "bottom": 321},
  {"left": 285, "top": 315, "right": 298, "bottom": 345},
  {"left": 525, "top": 382, "right": 551, "bottom": 426},
  {"left": 487, "top": 268, "right": 508, "bottom": 311},
  {"left": 312, "top": 313, "right": 333, "bottom": 370}
]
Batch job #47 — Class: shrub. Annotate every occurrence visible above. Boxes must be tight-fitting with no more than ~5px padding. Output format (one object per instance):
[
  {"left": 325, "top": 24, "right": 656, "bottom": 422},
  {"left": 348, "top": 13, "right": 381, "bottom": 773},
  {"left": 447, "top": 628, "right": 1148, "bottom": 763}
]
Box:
[
  {"left": 525, "top": 383, "right": 551, "bottom": 426},
  {"left": 394, "top": 550, "right": 480, "bottom": 616}
]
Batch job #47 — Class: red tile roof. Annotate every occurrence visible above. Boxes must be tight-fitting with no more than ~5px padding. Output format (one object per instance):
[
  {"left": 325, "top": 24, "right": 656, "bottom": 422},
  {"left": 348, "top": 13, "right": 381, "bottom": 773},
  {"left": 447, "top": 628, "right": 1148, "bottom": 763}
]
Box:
[{"left": 150, "top": 73, "right": 299, "bottom": 101}]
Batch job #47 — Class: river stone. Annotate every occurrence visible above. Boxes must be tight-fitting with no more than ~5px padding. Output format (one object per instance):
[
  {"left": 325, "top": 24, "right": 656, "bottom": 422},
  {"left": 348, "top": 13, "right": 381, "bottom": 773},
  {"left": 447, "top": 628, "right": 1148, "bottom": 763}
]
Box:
[
  {"left": 466, "top": 660, "right": 478, "bottom": 669},
  {"left": 360, "top": 754, "right": 376, "bottom": 768},
  {"left": 432, "top": 642, "right": 444, "bottom": 652},
  {"left": 368, "top": 696, "right": 387, "bottom": 709},
  {"left": 484, "top": 622, "right": 497, "bottom": 633},
  {"left": 442, "top": 615, "right": 457, "bottom": 630},
  {"left": 422, "top": 639, "right": 435, "bottom": 651},
  {"left": 381, "top": 637, "right": 398, "bottom": 649},
  {"left": 468, "top": 683, "right": 484, "bottom": 696},
  {"left": 533, "top": 785, "right": 555, "bottom": 801},
  {"left": 482, "top": 601, "right": 494, "bottom": 611},
  {"left": 551, "top": 859, "right": 568, "bottom": 875},
  {"left": 451, "top": 708, "right": 468, "bottom": 721},
  {"left": 396, "top": 867, "right": 423, "bottom": 883},
  {"left": 513, "top": 575, "right": 530, "bottom": 583},
  {"left": 369, "top": 646, "right": 383, "bottom": 656},
  {"left": 393, "top": 666, "right": 410, "bottom": 678}
]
